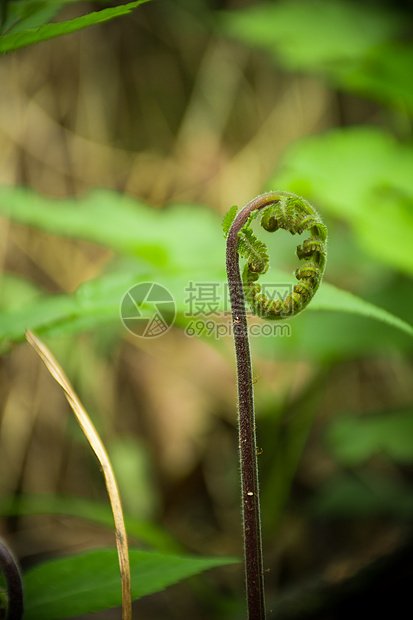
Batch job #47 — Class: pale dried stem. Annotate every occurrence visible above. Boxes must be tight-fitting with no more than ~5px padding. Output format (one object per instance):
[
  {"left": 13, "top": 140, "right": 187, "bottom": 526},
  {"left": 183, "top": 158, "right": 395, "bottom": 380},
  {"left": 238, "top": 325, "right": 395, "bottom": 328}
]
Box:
[{"left": 25, "top": 331, "right": 131, "bottom": 620}]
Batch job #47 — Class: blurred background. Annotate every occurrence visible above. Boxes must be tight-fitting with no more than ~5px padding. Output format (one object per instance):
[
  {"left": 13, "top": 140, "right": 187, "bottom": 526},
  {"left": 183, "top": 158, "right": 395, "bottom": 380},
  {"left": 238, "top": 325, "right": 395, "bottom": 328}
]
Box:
[{"left": 1, "top": 0, "right": 413, "bottom": 618}]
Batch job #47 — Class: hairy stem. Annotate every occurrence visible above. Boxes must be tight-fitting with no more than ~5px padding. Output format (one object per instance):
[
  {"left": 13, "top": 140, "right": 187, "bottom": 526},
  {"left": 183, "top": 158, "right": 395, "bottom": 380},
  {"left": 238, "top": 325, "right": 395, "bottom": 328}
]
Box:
[
  {"left": 225, "top": 191, "right": 327, "bottom": 618},
  {"left": 226, "top": 194, "right": 280, "bottom": 619}
]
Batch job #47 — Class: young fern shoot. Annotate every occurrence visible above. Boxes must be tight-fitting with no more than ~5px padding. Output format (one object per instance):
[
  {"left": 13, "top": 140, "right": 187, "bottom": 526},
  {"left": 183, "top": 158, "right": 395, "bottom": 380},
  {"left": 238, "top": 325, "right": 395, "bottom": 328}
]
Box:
[{"left": 223, "top": 192, "right": 327, "bottom": 619}]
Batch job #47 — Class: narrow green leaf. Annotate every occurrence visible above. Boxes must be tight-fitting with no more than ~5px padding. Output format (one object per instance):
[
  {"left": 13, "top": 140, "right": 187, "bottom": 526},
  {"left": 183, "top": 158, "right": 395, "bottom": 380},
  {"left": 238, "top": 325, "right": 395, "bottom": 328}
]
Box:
[
  {"left": 313, "top": 281, "right": 413, "bottom": 339},
  {"left": 23, "top": 548, "right": 239, "bottom": 620},
  {"left": 0, "top": 0, "right": 151, "bottom": 54},
  {"left": 0, "top": 0, "right": 86, "bottom": 36}
]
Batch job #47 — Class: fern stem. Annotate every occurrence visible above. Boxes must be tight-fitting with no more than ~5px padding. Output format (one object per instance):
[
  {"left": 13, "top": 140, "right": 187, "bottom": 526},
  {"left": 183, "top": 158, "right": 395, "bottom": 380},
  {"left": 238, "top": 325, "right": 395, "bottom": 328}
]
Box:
[
  {"left": 225, "top": 191, "right": 327, "bottom": 617},
  {"left": 226, "top": 194, "right": 279, "bottom": 619}
]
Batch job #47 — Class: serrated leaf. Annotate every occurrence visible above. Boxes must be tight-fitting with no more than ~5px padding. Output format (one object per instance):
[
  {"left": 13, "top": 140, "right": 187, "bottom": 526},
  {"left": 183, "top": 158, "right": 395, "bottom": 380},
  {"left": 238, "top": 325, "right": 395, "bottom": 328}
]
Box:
[
  {"left": 1, "top": 0, "right": 59, "bottom": 35},
  {"left": 23, "top": 548, "right": 239, "bottom": 620},
  {"left": 0, "top": 0, "right": 82, "bottom": 36},
  {"left": 0, "top": 0, "right": 151, "bottom": 54}
]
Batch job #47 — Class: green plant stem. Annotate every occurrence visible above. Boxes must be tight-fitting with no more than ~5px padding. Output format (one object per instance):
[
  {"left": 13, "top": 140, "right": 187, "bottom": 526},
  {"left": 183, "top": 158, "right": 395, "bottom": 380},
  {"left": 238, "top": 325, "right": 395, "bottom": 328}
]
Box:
[
  {"left": 226, "top": 193, "right": 280, "bottom": 619},
  {"left": 0, "top": 539, "right": 23, "bottom": 620}
]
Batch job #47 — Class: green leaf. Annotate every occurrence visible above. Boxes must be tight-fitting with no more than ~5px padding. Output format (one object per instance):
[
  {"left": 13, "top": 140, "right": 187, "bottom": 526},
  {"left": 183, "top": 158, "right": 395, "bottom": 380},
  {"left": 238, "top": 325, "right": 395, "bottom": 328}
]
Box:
[
  {"left": 1, "top": 0, "right": 60, "bottom": 35},
  {"left": 221, "top": 0, "right": 413, "bottom": 112},
  {"left": 0, "top": 0, "right": 84, "bottom": 36},
  {"left": 222, "top": 204, "right": 238, "bottom": 237},
  {"left": 269, "top": 126, "right": 413, "bottom": 276},
  {"left": 0, "top": 0, "right": 151, "bottom": 54},
  {"left": 221, "top": 0, "right": 402, "bottom": 73},
  {"left": 326, "top": 409, "right": 413, "bottom": 465},
  {"left": 23, "top": 547, "right": 239, "bottom": 620},
  {"left": 0, "top": 186, "right": 224, "bottom": 272},
  {"left": 0, "top": 273, "right": 42, "bottom": 311},
  {"left": 1, "top": 263, "right": 412, "bottom": 350},
  {"left": 0, "top": 266, "right": 222, "bottom": 348},
  {"left": 313, "top": 281, "right": 413, "bottom": 339}
]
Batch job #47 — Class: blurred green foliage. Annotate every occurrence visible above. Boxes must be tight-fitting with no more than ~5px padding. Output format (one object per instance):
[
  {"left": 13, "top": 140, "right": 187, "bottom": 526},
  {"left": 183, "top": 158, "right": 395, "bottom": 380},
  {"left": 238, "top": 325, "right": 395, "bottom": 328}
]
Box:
[
  {"left": 310, "top": 471, "right": 413, "bottom": 519},
  {"left": 0, "top": 186, "right": 411, "bottom": 351},
  {"left": 326, "top": 408, "right": 413, "bottom": 465},
  {"left": 221, "top": 0, "right": 413, "bottom": 533},
  {"left": 270, "top": 127, "right": 413, "bottom": 275},
  {"left": 1, "top": 0, "right": 413, "bottom": 617},
  {"left": 221, "top": 0, "right": 403, "bottom": 76}
]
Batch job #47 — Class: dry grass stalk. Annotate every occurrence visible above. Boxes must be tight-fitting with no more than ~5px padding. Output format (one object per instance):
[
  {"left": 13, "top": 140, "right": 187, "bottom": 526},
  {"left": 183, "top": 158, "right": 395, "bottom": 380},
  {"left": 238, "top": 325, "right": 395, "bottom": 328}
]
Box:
[{"left": 25, "top": 330, "right": 132, "bottom": 620}]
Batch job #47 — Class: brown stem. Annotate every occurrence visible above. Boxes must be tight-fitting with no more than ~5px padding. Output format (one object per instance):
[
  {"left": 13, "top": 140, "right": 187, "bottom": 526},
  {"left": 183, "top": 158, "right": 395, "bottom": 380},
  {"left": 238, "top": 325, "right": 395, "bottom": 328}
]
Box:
[{"left": 226, "top": 193, "right": 281, "bottom": 619}]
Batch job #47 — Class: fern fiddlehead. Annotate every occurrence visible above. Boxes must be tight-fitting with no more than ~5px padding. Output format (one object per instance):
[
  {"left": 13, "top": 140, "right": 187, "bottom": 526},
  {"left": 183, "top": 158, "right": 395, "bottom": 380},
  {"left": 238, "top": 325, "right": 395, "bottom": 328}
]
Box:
[
  {"left": 224, "top": 191, "right": 327, "bottom": 320},
  {"left": 224, "top": 191, "right": 327, "bottom": 620}
]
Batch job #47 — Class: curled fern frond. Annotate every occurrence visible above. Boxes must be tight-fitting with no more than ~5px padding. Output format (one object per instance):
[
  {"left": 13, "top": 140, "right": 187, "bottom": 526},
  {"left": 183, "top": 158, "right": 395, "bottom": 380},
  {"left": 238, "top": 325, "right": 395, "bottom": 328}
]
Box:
[
  {"left": 224, "top": 191, "right": 327, "bottom": 320},
  {"left": 223, "top": 206, "right": 269, "bottom": 274},
  {"left": 237, "top": 227, "right": 269, "bottom": 274}
]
